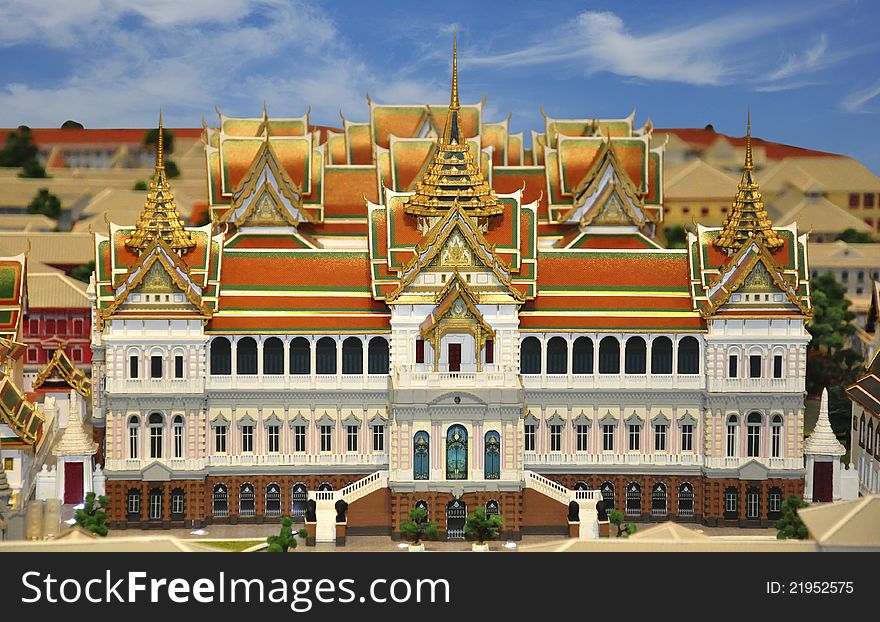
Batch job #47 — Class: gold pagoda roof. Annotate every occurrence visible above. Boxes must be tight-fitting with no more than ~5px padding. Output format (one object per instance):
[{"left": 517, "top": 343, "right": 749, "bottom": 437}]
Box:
[
  {"left": 126, "top": 111, "right": 196, "bottom": 253},
  {"left": 714, "top": 113, "right": 784, "bottom": 254},
  {"left": 402, "top": 35, "right": 503, "bottom": 218}
]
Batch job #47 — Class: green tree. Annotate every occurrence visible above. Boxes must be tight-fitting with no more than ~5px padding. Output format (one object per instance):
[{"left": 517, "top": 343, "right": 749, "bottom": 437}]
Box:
[
  {"left": 664, "top": 225, "right": 687, "bottom": 249},
  {"left": 0, "top": 125, "right": 38, "bottom": 167},
  {"left": 19, "top": 158, "right": 48, "bottom": 178},
  {"left": 399, "top": 506, "right": 439, "bottom": 546},
  {"left": 61, "top": 120, "right": 84, "bottom": 129},
  {"left": 144, "top": 127, "right": 174, "bottom": 155},
  {"left": 464, "top": 507, "right": 503, "bottom": 545},
  {"left": 74, "top": 491, "right": 110, "bottom": 536},
  {"left": 806, "top": 272, "right": 863, "bottom": 443},
  {"left": 133, "top": 180, "right": 147, "bottom": 191},
  {"left": 27, "top": 188, "right": 61, "bottom": 219},
  {"left": 70, "top": 261, "right": 95, "bottom": 284},
  {"left": 165, "top": 159, "right": 180, "bottom": 178},
  {"left": 265, "top": 516, "right": 308, "bottom": 552},
  {"left": 835, "top": 228, "right": 876, "bottom": 244},
  {"left": 775, "top": 495, "right": 809, "bottom": 540},
  {"left": 608, "top": 509, "right": 637, "bottom": 538}
]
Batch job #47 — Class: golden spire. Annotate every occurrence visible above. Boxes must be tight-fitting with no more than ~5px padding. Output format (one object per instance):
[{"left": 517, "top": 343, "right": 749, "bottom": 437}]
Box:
[
  {"left": 125, "top": 110, "right": 195, "bottom": 254},
  {"left": 403, "top": 34, "right": 502, "bottom": 219},
  {"left": 714, "top": 111, "right": 783, "bottom": 254}
]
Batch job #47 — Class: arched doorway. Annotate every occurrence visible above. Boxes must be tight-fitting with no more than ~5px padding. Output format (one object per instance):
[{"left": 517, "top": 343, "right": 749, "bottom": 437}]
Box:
[
  {"left": 446, "top": 425, "right": 468, "bottom": 480},
  {"left": 291, "top": 483, "right": 308, "bottom": 517},
  {"left": 266, "top": 483, "right": 281, "bottom": 517},
  {"left": 446, "top": 499, "right": 466, "bottom": 539}
]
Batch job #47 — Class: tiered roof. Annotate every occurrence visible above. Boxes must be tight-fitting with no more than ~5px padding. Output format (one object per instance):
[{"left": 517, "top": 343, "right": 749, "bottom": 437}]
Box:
[
  {"left": 847, "top": 350, "right": 880, "bottom": 416},
  {"left": 33, "top": 348, "right": 92, "bottom": 399}
]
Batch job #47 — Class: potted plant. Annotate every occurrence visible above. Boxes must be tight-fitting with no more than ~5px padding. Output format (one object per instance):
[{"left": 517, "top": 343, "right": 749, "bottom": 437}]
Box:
[
  {"left": 399, "top": 506, "right": 439, "bottom": 552},
  {"left": 465, "top": 507, "right": 503, "bottom": 551},
  {"left": 266, "top": 516, "right": 308, "bottom": 552},
  {"left": 609, "top": 509, "right": 637, "bottom": 538}
]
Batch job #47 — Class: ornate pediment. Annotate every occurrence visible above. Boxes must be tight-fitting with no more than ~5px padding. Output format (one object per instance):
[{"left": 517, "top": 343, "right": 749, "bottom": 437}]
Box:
[{"left": 134, "top": 261, "right": 176, "bottom": 294}]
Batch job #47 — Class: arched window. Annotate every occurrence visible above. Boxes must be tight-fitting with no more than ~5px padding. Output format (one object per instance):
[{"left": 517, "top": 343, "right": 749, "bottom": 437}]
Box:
[
  {"left": 572, "top": 337, "right": 594, "bottom": 374},
  {"left": 678, "top": 483, "right": 694, "bottom": 516},
  {"left": 415, "top": 499, "right": 429, "bottom": 514},
  {"left": 625, "top": 482, "right": 641, "bottom": 516},
  {"left": 413, "top": 432, "right": 430, "bottom": 480},
  {"left": 148, "top": 487, "right": 163, "bottom": 521},
  {"left": 318, "top": 482, "right": 333, "bottom": 491},
  {"left": 600, "top": 482, "right": 615, "bottom": 511},
  {"left": 172, "top": 415, "right": 184, "bottom": 459},
  {"left": 148, "top": 412, "right": 164, "bottom": 459},
  {"left": 599, "top": 337, "right": 620, "bottom": 374},
  {"left": 723, "top": 487, "right": 738, "bottom": 519},
  {"left": 486, "top": 499, "right": 500, "bottom": 517},
  {"left": 446, "top": 425, "right": 468, "bottom": 480},
  {"left": 446, "top": 499, "right": 467, "bottom": 539},
  {"left": 212, "top": 484, "right": 228, "bottom": 518},
  {"left": 316, "top": 337, "right": 337, "bottom": 374},
  {"left": 651, "top": 337, "right": 673, "bottom": 374},
  {"left": 368, "top": 337, "right": 390, "bottom": 374},
  {"left": 768, "top": 486, "right": 783, "bottom": 520},
  {"left": 546, "top": 337, "right": 568, "bottom": 374},
  {"left": 771, "top": 415, "right": 783, "bottom": 458},
  {"left": 747, "top": 412, "right": 762, "bottom": 457},
  {"left": 291, "top": 483, "right": 308, "bottom": 517},
  {"left": 876, "top": 428, "right": 880, "bottom": 458},
  {"left": 726, "top": 415, "right": 738, "bottom": 457},
  {"left": 237, "top": 337, "right": 257, "bottom": 375},
  {"left": 342, "top": 337, "right": 363, "bottom": 374},
  {"left": 128, "top": 415, "right": 140, "bottom": 460},
  {"left": 266, "top": 483, "right": 281, "bottom": 517},
  {"left": 263, "top": 337, "right": 284, "bottom": 375},
  {"left": 484, "top": 431, "right": 500, "bottom": 480},
  {"left": 520, "top": 337, "right": 541, "bottom": 374},
  {"left": 624, "top": 337, "right": 646, "bottom": 374},
  {"left": 651, "top": 483, "right": 667, "bottom": 516},
  {"left": 573, "top": 481, "right": 589, "bottom": 491},
  {"left": 210, "top": 338, "right": 231, "bottom": 375},
  {"left": 289, "top": 337, "right": 310, "bottom": 375},
  {"left": 170, "top": 488, "right": 185, "bottom": 519},
  {"left": 868, "top": 421, "right": 875, "bottom": 451},
  {"left": 746, "top": 486, "right": 760, "bottom": 520},
  {"left": 239, "top": 483, "right": 255, "bottom": 517},
  {"left": 126, "top": 488, "right": 141, "bottom": 520},
  {"left": 859, "top": 415, "right": 865, "bottom": 445},
  {"left": 677, "top": 336, "right": 700, "bottom": 374}
]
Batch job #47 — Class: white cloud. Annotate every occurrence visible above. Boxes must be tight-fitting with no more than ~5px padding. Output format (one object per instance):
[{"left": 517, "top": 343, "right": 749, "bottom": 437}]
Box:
[
  {"left": 763, "top": 34, "right": 828, "bottom": 82},
  {"left": 840, "top": 81, "right": 880, "bottom": 113}
]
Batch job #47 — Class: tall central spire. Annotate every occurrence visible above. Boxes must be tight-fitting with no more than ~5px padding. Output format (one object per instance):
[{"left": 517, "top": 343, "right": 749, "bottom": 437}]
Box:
[
  {"left": 126, "top": 111, "right": 196, "bottom": 254},
  {"left": 714, "top": 111, "right": 783, "bottom": 254},
  {"left": 403, "top": 34, "right": 502, "bottom": 219}
]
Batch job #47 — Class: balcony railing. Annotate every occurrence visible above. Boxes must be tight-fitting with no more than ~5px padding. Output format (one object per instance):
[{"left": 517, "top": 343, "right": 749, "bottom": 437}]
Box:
[
  {"left": 395, "top": 369, "right": 517, "bottom": 388},
  {"left": 105, "top": 377, "right": 204, "bottom": 394},
  {"left": 105, "top": 453, "right": 389, "bottom": 471},
  {"left": 520, "top": 374, "right": 704, "bottom": 390},
  {"left": 205, "top": 374, "right": 389, "bottom": 391},
  {"left": 704, "top": 456, "right": 803, "bottom": 470},
  {"left": 524, "top": 452, "right": 703, "bottom": 466},
  {"left": 706, "top": 377, "right": 804, "bottom": 393}
]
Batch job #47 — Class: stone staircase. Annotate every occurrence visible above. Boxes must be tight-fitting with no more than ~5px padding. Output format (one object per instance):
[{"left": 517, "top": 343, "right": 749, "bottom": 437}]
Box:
[
  {"left": 523, "top": 470, "right": 601, "bottom": 539},
  {"left": 309, "top": 471, "right": 388, "bottom": 542}
]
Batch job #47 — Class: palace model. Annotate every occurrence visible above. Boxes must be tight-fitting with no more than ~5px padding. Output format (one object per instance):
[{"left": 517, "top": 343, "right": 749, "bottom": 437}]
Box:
[{"left": 88, "top": 39, "right": 813, "bottom": 538}]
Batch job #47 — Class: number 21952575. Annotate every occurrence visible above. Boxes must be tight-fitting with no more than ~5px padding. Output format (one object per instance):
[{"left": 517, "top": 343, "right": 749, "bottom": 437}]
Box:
[{"left": 766, "top": 581, "right": 853, "bottom": 595}]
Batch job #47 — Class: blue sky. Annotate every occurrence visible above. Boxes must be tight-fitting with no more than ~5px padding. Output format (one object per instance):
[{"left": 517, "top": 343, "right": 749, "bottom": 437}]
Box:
[{"left": 1, "top": 0, "right": 879, "bottom": 171}]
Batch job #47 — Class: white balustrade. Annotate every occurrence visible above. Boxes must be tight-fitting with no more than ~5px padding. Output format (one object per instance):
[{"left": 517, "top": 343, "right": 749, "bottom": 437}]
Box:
[{"left": 524, "top": 452, "right": 704, "bottom": 466}]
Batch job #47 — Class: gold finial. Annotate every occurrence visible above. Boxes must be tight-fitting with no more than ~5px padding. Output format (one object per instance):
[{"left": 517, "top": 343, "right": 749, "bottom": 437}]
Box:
[
  {"left": 262, "top": 101, "right": 270, "bottom": 143},
  {"left": 450, "top": 32, "right": 460, "bottom": 111},
  {"left": 744, "top": 107, "right": 753, "bottom": 171},
  {"left": 156, "top": 108, "right": 164, "bottom": 170}
]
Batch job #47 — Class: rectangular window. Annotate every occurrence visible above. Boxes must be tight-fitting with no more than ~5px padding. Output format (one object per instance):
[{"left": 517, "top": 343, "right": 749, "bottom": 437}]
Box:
[
  {"left": 174, "top": 355, "right": 184, "bottom": 379},
  {"left": 46, "top": 319, "right": 55, "bottom": 334},
  {"left": 72, "top": 347, "right": 82, "bottom": 362},
  {"left": 129, "top": 426, "right": 139, "bottom": 459},
  {"left": 347, "top": 425, "right": 358, "bottom": 452},
  {"left": 576, "top": 424, "right": 589, "bottom": 452},
  {"left": 728, "top": 355, "right": 738, "bottom": 378},
  {"left": 865, "top": 193, "right": 875, "bottom": 207},
  {"left": 603, "top": 424, "right": 615, "bottom": 452},
  {"left": 73, "top": 319, "right": 84, "bottom": 335},
  {"left": 268, "top": 425, "right": 280, "bottom": 453},
  {"left": 771, "top": 425, "right": 781, "bottom": 458},
  {"left": 151, "top": 355, "right": 163, "bottom": 379},
  {"left": 725, "top": 491, "right": 738, "bottom": 513},
  {"left": 747, "top": 426, "right": 760, "bottom": 457},
  {"left": 150, "top": 426, "right": 162, "bottom": 459},
  {"left": 654, "top": 424, "right": 667, "bottom": 452},
  {"left": 373, "top": 425, "right": 385, "bottom": 451},
  {"left": 769, "top": 492, "right": 782, "bottom": 514},
  {"left": 28, "top": 319, "right": 38, "bottom": 335},
  {"left": 129, "top": 355, "right": 139, "bottom": 379},
  {"left": 773, "top": 355, "right": 783, "bottom": 379},
  {"left": 128, "top": 494, "right": 140, "bottom": 515},
  {"left": 320, "top": 425, "right": 332, "bottom": 452},
  {"left": 173, "top": 425, "right": 183, "bottom": 459},
  {"left": 549, "top": 424, "right": 562, "bottom": 452},
  {"left": 294, "top": 425, "right": 306, "bottom": 452},
  {"left": 415, "top": 339, "right": 425, "bottom": 364},
  {"left": 849, "top": 192, "right": 860, "bottom": 207},
  {"left": 628, "top": 425, "right": 640, "bottom": 451},
  {"left": 27, "top": 348, "right": 37, "bottom": 363},
  {"left": 241, "top": 425, "right": 254, "bottom": 453},
  {"left": 3, "top": 457, "right": 12, "bottom": 471},
  {"left": 171, "top": 493, "right": 184, "bottom": 516},
  {"left": 681, "top": 424, "right": 693, "bottom": 452},
  {"left": 749, "top": 355, "right": 762, "bottom": 378},
  {"left": 524, "top": 424, "right": 536, "bottom": 451},
  {"left": 215, "top": 425, "right": 227, "bottom": 454},
  {"left": 57, "top": 321, "right": 67, "bottom": 336},
  {"left": 149, "top": 494, "right": 162, "bottom": 520},
  {"left": 485, "top": 339, "right": 494, "bottom": 364}
]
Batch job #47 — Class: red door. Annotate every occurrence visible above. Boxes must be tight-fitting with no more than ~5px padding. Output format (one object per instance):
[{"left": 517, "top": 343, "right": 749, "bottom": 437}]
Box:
[
  {"left": 812, "top": 461, "right": 833, "bottom": 502},
  {"left": 64, "top": 462, "right": 84, "bottom": 504},
  {"left": 448, "top": 343, "right": 461, "bottom": 372}
]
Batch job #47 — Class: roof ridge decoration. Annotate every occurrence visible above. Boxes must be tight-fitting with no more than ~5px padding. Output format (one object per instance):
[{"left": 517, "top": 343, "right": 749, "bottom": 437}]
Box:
[
  {"left": 0, "top": 374, "right": 43, "bottom": 445},
  {"left": 714, "top": 112, "right": 784, "bottom": 254},
  {"left": 804, "top": 388, "right": 846, "bottom": 456},
  {"left": 32, "top": 348, "right": 92, "bottom": 399},
  {"left": 126, "top": 111, "right": 196, "bottom": 254},
  {"left": 402, "top": 34, "right": 503, "bottom": 219},
  {"left": 387, "top": 201, "right": 525, "bottom": 303}
]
